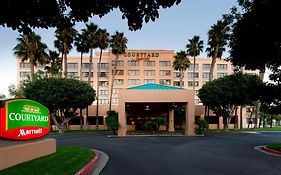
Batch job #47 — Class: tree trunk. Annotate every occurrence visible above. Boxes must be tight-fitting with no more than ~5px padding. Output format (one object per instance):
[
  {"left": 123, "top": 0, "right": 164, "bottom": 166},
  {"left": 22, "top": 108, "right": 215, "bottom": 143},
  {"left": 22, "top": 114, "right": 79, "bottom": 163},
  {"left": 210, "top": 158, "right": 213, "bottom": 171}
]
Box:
[
  {"left": 193, "top": 56, "right": 196, "bottom": 90},
  {"left": 96, "top": 49, "right": 103, "bottom": 130},
  {"left": 80, "top": 52, "right": 83, "bottom": 80},
  {"left": 254, "top": 69, "right": 265, "bottom": 128},
  {"left": 209, "top": 45, "right": 219, "bottom": 81},
  {"left": 88, "top": 48, "right": 93, "bottom": 83},
  {"left": 63, "top": 43, "right": 68, "bottom": 77},
  {"left": 109, "top": 54, "right": 119, "bottom": 111},
  {"left": 240, "top": 106, "right": 243, "bottom": 129},
  {"left": 29, "top": 60, "right": 35, "bottom": 79},
  {"left": 234, "top": 107, "right": 238, "bottom": 129},
  {"left": 80, "top": 108, "right": 83, "bottom": 130},
  {"left": 179, "top": 68, "right": 183, "bottom": 88}
]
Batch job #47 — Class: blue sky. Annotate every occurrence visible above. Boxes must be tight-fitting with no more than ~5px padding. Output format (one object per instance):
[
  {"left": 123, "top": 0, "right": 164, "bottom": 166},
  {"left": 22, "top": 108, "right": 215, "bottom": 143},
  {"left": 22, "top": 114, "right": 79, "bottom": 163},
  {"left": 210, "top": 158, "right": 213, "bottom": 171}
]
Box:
[{"left": 0, "top": 0, "right": 242, "bottom": 96}]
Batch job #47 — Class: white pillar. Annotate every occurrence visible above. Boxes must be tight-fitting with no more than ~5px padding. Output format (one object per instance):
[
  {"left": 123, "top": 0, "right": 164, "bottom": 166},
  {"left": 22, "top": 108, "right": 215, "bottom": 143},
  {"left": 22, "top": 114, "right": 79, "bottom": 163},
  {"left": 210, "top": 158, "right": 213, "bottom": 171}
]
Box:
[{"left": 168, "top": 109, "right": 175, "bottom": 132}]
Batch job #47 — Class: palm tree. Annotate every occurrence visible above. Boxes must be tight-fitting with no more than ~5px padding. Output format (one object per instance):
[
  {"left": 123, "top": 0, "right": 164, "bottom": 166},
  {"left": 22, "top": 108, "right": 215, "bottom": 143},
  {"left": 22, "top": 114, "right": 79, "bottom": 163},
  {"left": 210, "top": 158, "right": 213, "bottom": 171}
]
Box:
[
  {"left": 45, "top": 50, "right": 62, "bottom": 77},
  {"left": 109, "top": 31, "right": 128, "bottom": 111},
  {"left": 95, "top": 28, "right": 110, "bottom": 128},
  {"left": 82, "top": 22, "right": 99, "bottom": 83},
  {"left": 186, "top": 35, "right": 204, "bottom": 90},
  {"left": 54, "top": 24, "right": 77, "bottom": 77},
  {"left": 172, "top": 51, "right": 190, "bottom": 88},
  {"left": 74, "top": 32, "right": 89, "bottom": 80},
  {"left": 206, "top": 20, "right": 230, "bottom": 81},
  {"left": 14, "top": 32, "right": 48, "bottom": 78}
]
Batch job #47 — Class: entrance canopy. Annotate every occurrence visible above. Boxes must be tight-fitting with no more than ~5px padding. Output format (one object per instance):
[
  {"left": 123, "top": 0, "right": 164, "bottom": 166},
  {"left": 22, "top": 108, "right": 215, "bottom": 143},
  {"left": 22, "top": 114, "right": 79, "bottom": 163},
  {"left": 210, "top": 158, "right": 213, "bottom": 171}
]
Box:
[{"left": 118, "top": 84, "right": 195, "bottom": 136}]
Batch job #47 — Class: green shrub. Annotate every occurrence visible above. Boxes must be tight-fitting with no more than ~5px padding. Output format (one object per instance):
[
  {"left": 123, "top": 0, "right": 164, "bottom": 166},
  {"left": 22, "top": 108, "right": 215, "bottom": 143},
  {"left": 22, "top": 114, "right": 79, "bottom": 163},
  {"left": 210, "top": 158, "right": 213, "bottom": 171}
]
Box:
[{"left": 195, "top": 119, "right": 209, "bottom": 134}]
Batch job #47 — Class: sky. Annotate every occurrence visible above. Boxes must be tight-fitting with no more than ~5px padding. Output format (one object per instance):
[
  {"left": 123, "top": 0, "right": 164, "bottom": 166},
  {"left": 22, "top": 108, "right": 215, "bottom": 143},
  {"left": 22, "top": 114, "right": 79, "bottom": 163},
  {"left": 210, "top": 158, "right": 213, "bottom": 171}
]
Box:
[{"left": 0, "top": 0, "right": 265, "bottom": 96}]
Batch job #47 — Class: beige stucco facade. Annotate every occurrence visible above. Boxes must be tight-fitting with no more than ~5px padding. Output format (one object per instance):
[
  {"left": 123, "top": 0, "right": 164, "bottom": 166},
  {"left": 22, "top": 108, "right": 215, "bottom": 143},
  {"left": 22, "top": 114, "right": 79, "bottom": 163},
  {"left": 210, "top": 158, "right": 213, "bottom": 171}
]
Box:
[
  {"left": 17, "top": 49, "right": 260, "bottom": 131},
  {"left": 118, "top": 88, "right": 195, "bottom": 136}
]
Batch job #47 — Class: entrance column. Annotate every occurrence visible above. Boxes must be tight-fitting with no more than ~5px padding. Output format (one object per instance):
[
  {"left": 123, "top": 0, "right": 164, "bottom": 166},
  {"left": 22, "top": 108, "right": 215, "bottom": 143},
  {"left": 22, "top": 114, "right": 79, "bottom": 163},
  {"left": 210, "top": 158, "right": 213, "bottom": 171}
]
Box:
[
  {"left": 168, "top": 109, "right": 175, "bottom": 132},
  {"left": 118, "top": 101, "right": 127, "bottom": 136},
  {"left": 185, "top": 102, "right": 195, "bottom": 136},
  {"left": 219, "top": 116, "right": 224, "bottom": 130}
]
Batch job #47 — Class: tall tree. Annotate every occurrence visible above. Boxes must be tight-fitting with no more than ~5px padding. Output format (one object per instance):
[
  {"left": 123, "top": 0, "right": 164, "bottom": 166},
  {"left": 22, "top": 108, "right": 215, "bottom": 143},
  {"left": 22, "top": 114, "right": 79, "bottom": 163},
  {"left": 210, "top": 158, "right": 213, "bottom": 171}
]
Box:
[
  {"left": 44, "top": 50, "right": 62, "bottom": 77},
  {"left": 74, "top": 32, "right": 89, "bottom": 80},
  {"left": 198, "top": 73, "right": 263, "bottom": 131},
  {"left": 82, "top": 22, "right": 99, "bottom": 83},
  {"left": 23, "top": 77, "right": 95, "bottom": 133},
  {"left": 1, "top": 0, "right": 181, "bottom": 33},
  {"left": 109, "top": 31, "right": 128, "bottom": 111},
  {"left": 206, "top": 20, "right": 230, "bottom": 81},
  {"left": 172, "top": 51, "right": 190, "bottom": 88},
  {"left": 13, "top": 32, "right": 48, "bottom": 77},
  {"left": 95, "top": 28, "right": 110, "bottom": 128},
  {"left": 186, "top": 35, "right": 204, "bottom": 90},
  {"left": 54, "top": 22, "right": 77, "bottom": 76}
]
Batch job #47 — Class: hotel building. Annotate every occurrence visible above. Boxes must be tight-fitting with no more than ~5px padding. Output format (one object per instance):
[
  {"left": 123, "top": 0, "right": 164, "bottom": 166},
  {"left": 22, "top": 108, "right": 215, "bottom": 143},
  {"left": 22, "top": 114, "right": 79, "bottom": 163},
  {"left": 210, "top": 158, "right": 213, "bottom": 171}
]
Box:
[{"left": 17, "top": 50, "right": 259, "bottom": 134}]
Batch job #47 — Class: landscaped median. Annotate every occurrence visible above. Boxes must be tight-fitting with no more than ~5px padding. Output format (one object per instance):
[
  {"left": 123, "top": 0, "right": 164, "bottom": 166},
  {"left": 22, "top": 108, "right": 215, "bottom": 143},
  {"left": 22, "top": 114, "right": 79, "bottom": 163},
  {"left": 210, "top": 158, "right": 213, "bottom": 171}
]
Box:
[
  {"left": 0, "top": 146, "right": 97, "bottom": 175},
  {"left": 261, "top": 143, "right": 281, "bottom": 156}
]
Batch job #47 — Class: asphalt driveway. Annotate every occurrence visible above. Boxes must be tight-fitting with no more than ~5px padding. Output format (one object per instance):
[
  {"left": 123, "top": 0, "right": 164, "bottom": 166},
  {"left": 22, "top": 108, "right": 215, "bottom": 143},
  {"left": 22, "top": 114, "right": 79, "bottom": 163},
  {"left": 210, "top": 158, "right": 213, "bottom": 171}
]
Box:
[{"left": 52, "top": 132, "right": 281, "bottom": 175}]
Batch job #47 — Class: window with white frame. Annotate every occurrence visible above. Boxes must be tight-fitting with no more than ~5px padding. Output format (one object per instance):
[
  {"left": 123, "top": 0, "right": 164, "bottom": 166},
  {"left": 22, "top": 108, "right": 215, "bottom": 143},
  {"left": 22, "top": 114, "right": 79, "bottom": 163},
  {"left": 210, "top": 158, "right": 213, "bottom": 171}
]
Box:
[
  {"left": 159, "top": 61, "right": 171, "bottom": 67},
  {"left": 159, "top": 70, "right": 171, "bottom": 76},
  {"left": 114, "top": 79, "right": 124, "bottom": 85},
  {"left": 99, "top": 90, "right": 109, "bottom": 95},
  {"left": 159, "top": 79, "right": 171, "bottom": 85},
  {"left": 144, "top": 70, "right": 155, "bottom": 76},
  {"left": 144, "top": 61, "right": 155, "bottom": 66},
  {"left": 112, "top": 60, "right": 124, "bottom": 66},
  {"left": 217, "top": 72, "right": 228, "bottom": 78},
  {"left": 188, "top": 72, "right": 199, "bottom": 79},
  {"left": 188, "top": 81, "right": 199, "bottom": 87},
  {"left": 144, "top": 79, "right": 155, "bottom": 84},
  {"left": 189, "top": 63, "right": 199, "bottom": 70},
  {"left": 99, "top": 81, "right": 108, "bottom": 87},
  {"left": 112, "top": 98, "right": 118, "bottom": 104},
  {"left": 20, "top": 62, "right": 30, "bottom": 68},
  {"left": 128, "top": 79, "right": 140, "bottom": 85},
  {"left": 82, "top": 72, "right": 93, "bottom": 77},
  {"left": 67, "top": 63, "right": 78, "bottom": 69},
  {"left": 97, "top": 63, "right": 108, "bottom": 69},
  {"left": 217, "top": 64, "right": 228, "bottom": 70},
  {"left": 99, "top": 99, "right": 109, "bottom": 104},
  {"left": 202, "top": 72, "right": 210, "bottom": 79},
  {"left": 128, "top": 70, "right": 140, "bottom": 76},
  {"left": 128, "top": 60, "right": 140, "bottom": 66},
  {"left": 202, "top": 64, "right": 211, "bottom": 70}
]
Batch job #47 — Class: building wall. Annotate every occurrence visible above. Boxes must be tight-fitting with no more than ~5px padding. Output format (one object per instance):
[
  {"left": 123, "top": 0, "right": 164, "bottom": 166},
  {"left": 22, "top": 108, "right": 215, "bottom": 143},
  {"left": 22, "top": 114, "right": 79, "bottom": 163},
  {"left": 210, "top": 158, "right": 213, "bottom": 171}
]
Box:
[{"left": 17, "top": 50, "right": 259, "bottom": 129}]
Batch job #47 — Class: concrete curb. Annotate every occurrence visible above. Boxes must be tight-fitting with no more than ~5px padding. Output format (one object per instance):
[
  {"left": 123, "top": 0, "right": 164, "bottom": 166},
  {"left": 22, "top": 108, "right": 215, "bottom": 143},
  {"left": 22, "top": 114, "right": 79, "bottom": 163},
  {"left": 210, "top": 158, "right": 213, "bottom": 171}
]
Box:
[
  {"left": 74, "top": 150, "right": 100, "bottom": 175},
  {"left": 255, "top": 145, "right": 281, "bottom": 157}
]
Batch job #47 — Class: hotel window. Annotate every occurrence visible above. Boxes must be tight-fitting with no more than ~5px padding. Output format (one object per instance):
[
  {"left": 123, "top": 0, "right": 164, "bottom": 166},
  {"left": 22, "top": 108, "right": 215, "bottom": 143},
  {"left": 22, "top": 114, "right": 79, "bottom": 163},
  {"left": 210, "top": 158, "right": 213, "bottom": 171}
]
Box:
[
  {"left": 20, "top": 62, "right": 30, "bottom": 68},
  {"left": 217, "top": 64, "right": 228, "bottom": 70},
  {"left": 112, "top": 88, "right": 120, "bottom": 94},
  {"left": 159, "top": 70, "right": 171, "bottom": 76},
  {"left": 144, "top": 61, "right": 155, "bottom": 66},
  {"left": 99, "top": 81, "right": 108, "bottom": 87},
  {"left": 202, "top": 81, "right": 208, "bottom": 85},
  {"left": 173, "top": 72, "right": 181, "bottom": 78},
  {"left": 97, "top": 63, "right": 108, "bottom": 69},
  {"left": 67, "top": 63, "right": 78, "bottom": 69},
  {"left": 36, "top": 64, "right": 45, "bottom": 69},
  {"left": 20, "top": 71, "right": 31, "bottom": 77},
  {"left": 159, "top": 61, "right": 171, "bottom": 67},
  {"left": 128, "top": 70, "right": 140, "bottom": 76},
  {"left": 112, "top": 60, "right": 124, "bottom": 66},
  {"left": 195, "top": 99, "right": 201, "bottom": 104},
  {"left": 159, "top": 79, "right": 171, "bottom": 85},
  {"left": 128, "top": 60, "right": 140, "bottom": 66},
  {"left": 82, "top": 63, "right": 93, "bottom": 69},
  {"left": 144, "top": 70, "right": 155, "bottom": 76},
  {"left": 99, "top": 90, "right": 109, "bottom": 95},
  {"left": 114, "top": 79, "right": 124, "bottom": 85},
  {"left": 188, "top": 72, "right": 199, "bottom": 79},
  {"left": 128, "top": 79, "right": 140, "bottom": 85},
  {"left": 113, "top": 70, "right": 124, "bottom": 75},
  {"left": 99, "top": 72, "right": 108, "bottom": 77},
  {"left": 173, "top": 81, "right": 183, "bottom": 87},
  {"left": 144, "top": 79, "right": 155, "bottom": 84},
  {"left": 67, "top": 72, "right": 78, "bottom": 78},
  {"left": 112, "top": 98, "right": 118, "bottom": 104},
  {"left": 202, "top": 72, "right": 210, "bottom": 79},
  {"left": 189, "top": 63, "right": 199, "bottom": 70},
  {"left": 188, "top": 81, "right": 199, "bottom": 87},
  {"left": 217, "top": 72, "right": 228, "bottom": 78},
  {"left": 195, "top": 90, "right": 199, "bottom": 96},
  {"left": 202, "top": 64, "right": 211, "bottom": 70},
  {"left": 99, "top": 99, "right": 109, "bottom": 104},
  {"left": 82, "top": 72, "right": 93, "bottom": 78}
]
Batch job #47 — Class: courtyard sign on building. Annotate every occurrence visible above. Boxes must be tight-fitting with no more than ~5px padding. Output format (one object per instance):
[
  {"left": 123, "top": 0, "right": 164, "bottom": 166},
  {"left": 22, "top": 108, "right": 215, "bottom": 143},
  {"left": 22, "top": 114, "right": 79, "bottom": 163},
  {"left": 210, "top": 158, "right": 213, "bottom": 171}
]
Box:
[
  {"left": 0, "top": 99, "right": 50, "bottom": 140},
  {"left": 124, "top": 52, "right": 160, "bottom": 61}
]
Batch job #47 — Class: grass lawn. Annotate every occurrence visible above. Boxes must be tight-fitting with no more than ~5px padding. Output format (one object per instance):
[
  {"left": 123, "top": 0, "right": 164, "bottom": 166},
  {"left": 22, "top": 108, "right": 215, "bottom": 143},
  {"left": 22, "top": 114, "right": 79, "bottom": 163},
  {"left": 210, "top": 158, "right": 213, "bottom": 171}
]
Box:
[
  {"left": 239, "top": 127, "right": 281, "bottom": 131},
  {"left": 0, "top": 146, "right": 95, "bottom": 175},
  {"left": 266, "top": 143, "right": 281, "bottom": 152}
]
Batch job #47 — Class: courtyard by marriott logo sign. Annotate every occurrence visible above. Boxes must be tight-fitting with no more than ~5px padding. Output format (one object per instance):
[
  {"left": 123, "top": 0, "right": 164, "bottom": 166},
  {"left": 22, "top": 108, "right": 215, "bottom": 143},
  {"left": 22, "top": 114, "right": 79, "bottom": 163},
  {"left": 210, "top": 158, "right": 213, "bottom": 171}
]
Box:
[
  {"left": 0, "top": 99, "right": 50, "bottom": 140},
  {"left": 124, "top": 52, "right": 160, "bottom": 61}
]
